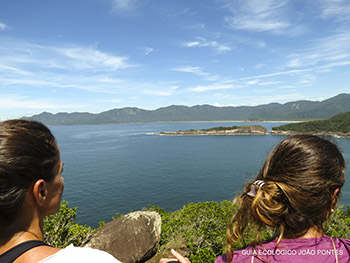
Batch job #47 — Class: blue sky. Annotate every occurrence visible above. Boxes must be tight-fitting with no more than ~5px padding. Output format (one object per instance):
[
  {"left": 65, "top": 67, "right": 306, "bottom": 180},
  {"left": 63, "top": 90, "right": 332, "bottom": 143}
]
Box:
[{"left": 0, "top": 0, "right": 349, "bottom": 119}]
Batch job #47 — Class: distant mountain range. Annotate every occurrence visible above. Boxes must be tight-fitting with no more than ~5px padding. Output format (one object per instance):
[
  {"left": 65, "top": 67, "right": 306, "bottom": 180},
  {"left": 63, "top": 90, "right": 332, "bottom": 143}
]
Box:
[{"left": 23, "top": 93, "right": 350, "bottom": 126}]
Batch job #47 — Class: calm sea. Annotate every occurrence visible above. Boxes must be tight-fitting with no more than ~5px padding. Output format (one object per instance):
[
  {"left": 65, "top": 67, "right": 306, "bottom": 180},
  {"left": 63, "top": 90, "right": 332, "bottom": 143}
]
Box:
[{"left": 50, "top": 122, "right": 350, "bottom": 227}]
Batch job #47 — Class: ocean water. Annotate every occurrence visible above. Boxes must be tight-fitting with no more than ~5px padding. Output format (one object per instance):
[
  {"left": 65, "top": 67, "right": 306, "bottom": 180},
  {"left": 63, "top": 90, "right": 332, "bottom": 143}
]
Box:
[{"left": 50, "top": 122, "right": 350, "bottom": 227}]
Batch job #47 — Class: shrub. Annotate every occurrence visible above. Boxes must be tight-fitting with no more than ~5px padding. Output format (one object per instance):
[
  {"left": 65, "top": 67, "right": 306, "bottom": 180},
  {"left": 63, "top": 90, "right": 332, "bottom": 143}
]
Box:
[
  {"left": 43, "top": 200, "right": 94, "bottom": 248},
  {"left": 324, "top": 205, "right": 350, "bottom": 239},
  {"left": 148, "top": 201, "right": 233, "bottom": 258}
]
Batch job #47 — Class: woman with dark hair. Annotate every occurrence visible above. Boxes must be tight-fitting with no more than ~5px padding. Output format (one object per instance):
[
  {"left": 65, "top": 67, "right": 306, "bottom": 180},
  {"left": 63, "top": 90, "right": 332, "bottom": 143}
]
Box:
[
  {"left": 0, "top": 120, "right": 121, "bottom": 263},
  {"left": 161, "top": 135, "right": 349, "bottom": 263}
]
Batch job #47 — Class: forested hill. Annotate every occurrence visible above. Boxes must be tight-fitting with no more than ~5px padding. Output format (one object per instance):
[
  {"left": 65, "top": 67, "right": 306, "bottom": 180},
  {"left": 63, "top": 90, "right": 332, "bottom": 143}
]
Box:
[
  {"left": 23, "top": 93, "right": 350, "bottom": 126},
  {"left": 273, "top": 111, "right": 350, "bottom": 134}
]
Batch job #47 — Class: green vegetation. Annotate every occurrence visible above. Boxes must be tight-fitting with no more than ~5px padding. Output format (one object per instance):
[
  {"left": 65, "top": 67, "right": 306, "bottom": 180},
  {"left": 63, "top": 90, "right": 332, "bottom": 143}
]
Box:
[
  {"left": 171, "top": 125, "right": 267, "bottom": 135},
  {"left": 200, "top": 125, "right": 264, "bottom": 132},
  {"left": 201, "top": 126, "right": 241, "bottom": 132},
  {"left": 148, "top": 201, "right": 231, "bottom": 261},
  {"left": 147, "top": 201, "right": 274, "bottom": 262},
  {"left": 45, "top": 200, "right": 350, "bottom": 261},
  {"left": 43, "top": 200, "right": 95, "bottom": 247},
  {"left": 180, "top": 125, "right": 255, "bottom": 132},
  {"left": 273, "top": 111, "right": 350, "bottom": 133}
]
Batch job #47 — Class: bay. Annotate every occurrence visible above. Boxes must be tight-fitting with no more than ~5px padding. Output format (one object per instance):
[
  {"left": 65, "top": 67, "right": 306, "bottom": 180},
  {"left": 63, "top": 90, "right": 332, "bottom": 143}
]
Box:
[{"left": 50, "top": 122, "right": 350, "bottom": 227}]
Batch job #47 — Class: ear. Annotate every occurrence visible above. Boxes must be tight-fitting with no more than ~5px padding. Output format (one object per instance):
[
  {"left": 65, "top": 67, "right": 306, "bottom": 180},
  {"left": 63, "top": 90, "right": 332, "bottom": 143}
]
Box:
[
  {"left": 32, "top": 179, "right": 48, "bottom": 206},
  {"left": 331, "top": 188, "right": 340, "bottom": 208}
]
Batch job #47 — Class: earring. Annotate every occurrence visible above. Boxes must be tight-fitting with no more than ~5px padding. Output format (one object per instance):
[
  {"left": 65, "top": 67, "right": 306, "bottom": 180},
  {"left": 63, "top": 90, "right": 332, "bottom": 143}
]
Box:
[{"left": 330, "top": 208, "right": 335, "bottom": 214}]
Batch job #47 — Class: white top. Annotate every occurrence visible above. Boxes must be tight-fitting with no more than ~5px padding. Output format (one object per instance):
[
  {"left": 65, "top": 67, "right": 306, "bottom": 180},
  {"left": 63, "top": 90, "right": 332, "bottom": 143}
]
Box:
[{"left": 38, "top": 245, "right": 122, "bottom": 263}]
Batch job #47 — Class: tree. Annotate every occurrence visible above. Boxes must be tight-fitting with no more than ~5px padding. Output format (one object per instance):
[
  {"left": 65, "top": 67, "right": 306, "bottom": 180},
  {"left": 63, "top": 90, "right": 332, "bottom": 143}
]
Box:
[{"left": 43, "top": 200, "right": 94, "bottom": 248}]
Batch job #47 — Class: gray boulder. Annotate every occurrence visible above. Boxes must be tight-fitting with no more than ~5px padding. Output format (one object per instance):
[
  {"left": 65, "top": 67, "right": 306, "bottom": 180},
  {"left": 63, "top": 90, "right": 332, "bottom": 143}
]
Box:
[{"left": 84, "top": 211, "right": 161, "bottom": 263}]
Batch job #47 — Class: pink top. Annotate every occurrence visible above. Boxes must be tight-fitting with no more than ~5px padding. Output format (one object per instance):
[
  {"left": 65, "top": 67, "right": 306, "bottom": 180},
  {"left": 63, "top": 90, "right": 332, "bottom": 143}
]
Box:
[{"left": 215, "top": 237, "right": 350, "bottom": 263}]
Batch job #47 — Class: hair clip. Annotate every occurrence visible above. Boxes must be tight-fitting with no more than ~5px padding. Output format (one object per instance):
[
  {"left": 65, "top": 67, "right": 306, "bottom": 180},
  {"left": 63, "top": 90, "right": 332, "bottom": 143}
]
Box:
[{"left": 247, "top": 180, "right": 265, "bottom": 197}]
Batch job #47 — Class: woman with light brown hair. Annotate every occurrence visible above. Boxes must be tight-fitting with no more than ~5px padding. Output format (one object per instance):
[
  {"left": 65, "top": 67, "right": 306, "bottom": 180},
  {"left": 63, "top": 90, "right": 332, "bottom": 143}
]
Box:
[
  {"left": 161, "top": 135, "right": 349, "bottom": 263},
  {"left": 0, "top": 120, "right": 121, "bottom": 263}
]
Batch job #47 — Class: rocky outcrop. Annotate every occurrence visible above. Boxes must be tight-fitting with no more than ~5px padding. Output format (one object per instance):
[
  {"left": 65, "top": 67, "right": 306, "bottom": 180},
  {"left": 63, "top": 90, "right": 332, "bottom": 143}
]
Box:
[{"left": 84, "top": 211, "right": 161, "bottom": 263}]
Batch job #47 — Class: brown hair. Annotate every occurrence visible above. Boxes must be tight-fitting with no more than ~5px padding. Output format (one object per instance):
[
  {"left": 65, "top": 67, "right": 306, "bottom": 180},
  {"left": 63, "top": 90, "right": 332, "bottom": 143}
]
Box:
[
  {"left": 226, "top": 135, "right": 345, "bottom": 261},
  {"left": 0, "top": 119, "right": 60, "bottom": 226}
]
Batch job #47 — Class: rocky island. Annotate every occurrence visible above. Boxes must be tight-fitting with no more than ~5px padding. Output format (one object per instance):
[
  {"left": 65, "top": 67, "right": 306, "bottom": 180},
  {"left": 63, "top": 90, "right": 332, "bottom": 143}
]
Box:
[{"left": 157, "top": 125, "right": 269, "bottom": 136}]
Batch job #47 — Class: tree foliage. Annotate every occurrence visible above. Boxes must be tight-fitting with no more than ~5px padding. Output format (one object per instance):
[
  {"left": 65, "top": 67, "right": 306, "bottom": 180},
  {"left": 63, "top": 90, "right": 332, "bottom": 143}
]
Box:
[
  {"left": 324, "top": 205, "right": 350, "bottom": 239},
  {"left": 43, "top": 200, "right": 94, "bottom": 248},
  {"left": 273, "top": 111, "right": 350, "bottom": 133},
  {"left": 147, "top": 201, "right": 275, "bottom": 259}
]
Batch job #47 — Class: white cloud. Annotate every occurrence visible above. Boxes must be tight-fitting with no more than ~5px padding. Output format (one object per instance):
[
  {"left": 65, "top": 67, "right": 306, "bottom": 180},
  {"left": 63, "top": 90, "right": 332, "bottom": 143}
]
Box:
[
  {"left": 184, "top": 37, "right": 231, "bottom": 53},
  {"left": 0, "top": 41, "right": 133, "bottom": 94},
  {"left": 0, "top": 77, "right": 56, "bottom": 87},
  {"left": 258, "top": 81, "right": 282, "bottom": 86},
  {"left": 173, "top": 66, "right": 207, "bottom": 76},
  {"left": 255, "top": 63, "right": 267, "bottom": 69},
  {"left": 257, "top": 41, "right": 267, "bottom": 48},
  {"left": 144, "top": 47, "right": 154, "bottom": 55},
  {"left": 55, "top": 46, "right": 130, "bottom": 71},
  {"left": 171, "top": 7, "right": 195, "bottom": 16},
  {"left": 318, "top": 0, "right": 350, "bottom": 22},
  {"left": 186, "top": 41, "right": 200, "bottom": 47},
  {"left": 0, "top": 95, "right": 83, "bottom": 110},
  {"left": 143, "top": 86, "right": 179, "bottom": 96},
  {"left": 96, "top": 77, "right": 123, "bottom": 83},
  {"left": 213, "top": 102, "right": 237, "bottom": 107},
  {"left": 231, "top": 93, "right": 307, "bottom": 106},
  {"left": 172, "top": 66, "right": 218, "bottom": 81},
  {"left": 0, "top": 71, "right": 129, "bottom": 95},
  {"left": 277, "top": 85, "right": 296, "bottom": 90},
  {"left": 319, "top": 61, "right": 350, "bottom": 70},
  {"left": 286, "top": 32, "right": 350, "bottom": 68},
  {"left": 221, "top": 0, "right": 292, "bottom": 34},
  {"left": 186, "top": 23, "right": 206, "bottom": 30},
  {"left": 0, "top": 22, "right": 8, "bottom": 31},
  {"left": 101, "top": 98, "right": 122, "bottom": 103},
  {"left": 0, "top": 64, "right": 30, "bottom": 75},
  {"left": 189, "top": 84, "right": 237, "bottom": 92},
  {"left": 110, "top": 0, "right": 140, "bottom": 13},
  {"left": 0, "top": 39, "right": 131, "bottom": 75},
  {"left": 241, "top": 68, "right": 315, "bottom": 80},
  {"left": 246, "top": 80, "right": 260, "bottom": 85}
]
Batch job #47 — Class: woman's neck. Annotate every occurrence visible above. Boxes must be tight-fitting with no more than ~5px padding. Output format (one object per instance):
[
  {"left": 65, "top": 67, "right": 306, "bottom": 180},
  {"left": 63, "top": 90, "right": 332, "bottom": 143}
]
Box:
[
  {"left": 298, "top": 226, "right": 324, "bottom": 239},
  {"left": 277, "top": 226, "right": 324, "bottom": 240},
  {"left": 0, "top": 227, "right": 44, "bottom": 254},
  {"left": 0, "top": 212, "right": 44, "bottom": 253}
]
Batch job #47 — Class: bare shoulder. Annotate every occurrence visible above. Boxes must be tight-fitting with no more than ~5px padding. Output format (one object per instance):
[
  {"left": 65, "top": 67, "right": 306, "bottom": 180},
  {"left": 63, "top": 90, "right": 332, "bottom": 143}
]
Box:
[{"left": 15, "top": 246, "right": 62, "bottom": 263}]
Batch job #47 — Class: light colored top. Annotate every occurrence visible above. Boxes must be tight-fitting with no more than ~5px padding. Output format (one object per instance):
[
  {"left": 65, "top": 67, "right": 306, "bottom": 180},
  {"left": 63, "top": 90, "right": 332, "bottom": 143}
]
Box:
[
  {"left": 38, "top": 245, "right": 122, "bottom": 263},
  {"left": 215, "top": 237, "right": 350, "bottom": 263}
]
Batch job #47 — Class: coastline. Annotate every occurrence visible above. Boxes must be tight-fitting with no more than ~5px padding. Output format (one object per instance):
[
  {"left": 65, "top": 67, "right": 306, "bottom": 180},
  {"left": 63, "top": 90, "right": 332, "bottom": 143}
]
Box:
[
  {"left": 42, "top": 120, "right": 302, "bottom": 127},
  {"left": 153, "top": 126, "right": 350, "bottom": 138}
]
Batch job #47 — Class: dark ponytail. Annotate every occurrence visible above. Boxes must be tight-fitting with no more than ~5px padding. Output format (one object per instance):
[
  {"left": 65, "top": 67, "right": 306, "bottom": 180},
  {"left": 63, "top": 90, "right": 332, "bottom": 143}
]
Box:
[{"left": 0, "top": 119, "right": 59, "bottom": 225}]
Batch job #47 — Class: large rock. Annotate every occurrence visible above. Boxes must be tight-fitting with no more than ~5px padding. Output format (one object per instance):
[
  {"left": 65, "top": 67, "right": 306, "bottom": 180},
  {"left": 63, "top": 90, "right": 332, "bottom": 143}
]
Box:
[{"left": 84, "top": 211, "right": 161, "bottom": 263}]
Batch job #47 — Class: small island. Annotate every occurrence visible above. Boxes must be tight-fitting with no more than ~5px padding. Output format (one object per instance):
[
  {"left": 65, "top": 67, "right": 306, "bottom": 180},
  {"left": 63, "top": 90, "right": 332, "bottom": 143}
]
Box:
[{"left": 157, "top": 125, "right": 269, "bottom": 136}]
